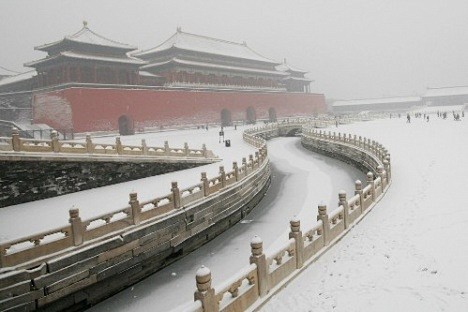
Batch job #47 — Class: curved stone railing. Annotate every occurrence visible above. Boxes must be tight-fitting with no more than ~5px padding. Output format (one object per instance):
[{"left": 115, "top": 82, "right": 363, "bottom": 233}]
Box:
[
  {"left": 0, "top": 127, "right": 215, "bottom": 159},
  {"left": 0, "top": 124, "right": 276, "bottom": 311},
  {"left": 0, "top": 140, "right": 268, "bottom": 269},
  {"left": 174, "top": 122, "right": 392, "bottom": 312}
]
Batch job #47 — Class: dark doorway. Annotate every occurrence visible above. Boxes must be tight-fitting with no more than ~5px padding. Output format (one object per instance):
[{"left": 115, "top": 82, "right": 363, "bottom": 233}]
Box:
[
  {"left": 268, "top": 107, "right": 277, "bottom": 122},
  {"left": 246, "top": 106, "right": 256, "bottom": 124},
  {"left": 118, "top": 115, "right": 134, "bottom": 135},
  {"left": 220, "top": 109, "right": 232, "bottom": 127}
]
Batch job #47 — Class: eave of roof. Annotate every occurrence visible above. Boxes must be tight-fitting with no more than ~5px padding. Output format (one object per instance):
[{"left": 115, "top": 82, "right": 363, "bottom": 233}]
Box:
[
  {"left": 35, "top": 25, "right": 137, "bottom": 52},
  {"left": 141, "top": 58, "right": 288, "bottom": 76},
  {"left": 25, "top": 51, "right": 146, "bottom": 67},
  {"left": 0, "top": 70, "right": 36, "bottom": 87}
]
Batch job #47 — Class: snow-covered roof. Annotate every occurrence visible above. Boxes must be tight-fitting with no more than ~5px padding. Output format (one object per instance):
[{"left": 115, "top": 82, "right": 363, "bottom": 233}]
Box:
[
  {"left": 139, "top": 71, "right": 162, "bottom": 78},
  {"left": 276, "top": 60, "right": 308, "bottom": 74},
  {"left": 134, "top": 29, "right": 279, "bottom": 65},
  {"left": 0, "top": 70, "right": 36, "bottom": 87},
  {"left": 25, "top": 51, "right": 146, "bottom": 67},
  {"left": 0, "top": 66, "right": 21, "bottom": 77},
  {"left": 411, "top": 104, "right": 466, "bottom": 113},
  {"left": 424, "top": 86, "right": 468, "bottom": 97},
  {"left": 35, "top": 22, "right": 137, "bottom": 52},
  {"left": 333, "top": 96, "right": 422, "bottom": 107},
  {"left": 282, "top": 76, "right": 312, "bottom": 82},
  {"left": 141, "top": 57, "right": 288, "bottom": 76}
]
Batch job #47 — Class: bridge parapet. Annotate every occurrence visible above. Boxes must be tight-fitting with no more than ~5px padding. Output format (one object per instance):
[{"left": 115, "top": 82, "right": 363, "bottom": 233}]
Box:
[
  {"left": 1, "top": 127, "right": 215, "bottom": 159},
  {"left": 177, "top": 122, "right": 392, "bottom": 312}
]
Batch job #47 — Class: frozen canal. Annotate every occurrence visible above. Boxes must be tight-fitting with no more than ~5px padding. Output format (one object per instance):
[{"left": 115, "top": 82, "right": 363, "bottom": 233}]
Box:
[{"left": 88, "top": 136, "right": 365, "bottom": 311}]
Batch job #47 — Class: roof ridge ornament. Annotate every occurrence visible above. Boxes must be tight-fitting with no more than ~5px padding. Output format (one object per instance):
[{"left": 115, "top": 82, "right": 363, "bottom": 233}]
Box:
[
  {"left": 242, "top": 40, "right": 247, "bottom": 46},
  {"left": 83, "top": 20, "right": 88, "bottom": 28},
  {"left": 283, "top": 58, "right": 287, "bottom": 64},
  {"left": 177, "top": 26, "right": 182, "bottom": 33}
]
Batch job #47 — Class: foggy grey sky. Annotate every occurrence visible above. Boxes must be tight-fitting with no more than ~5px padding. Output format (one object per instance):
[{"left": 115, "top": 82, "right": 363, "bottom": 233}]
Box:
[{"left": 1, "top": 0, "right": 468, "bottom": 99}]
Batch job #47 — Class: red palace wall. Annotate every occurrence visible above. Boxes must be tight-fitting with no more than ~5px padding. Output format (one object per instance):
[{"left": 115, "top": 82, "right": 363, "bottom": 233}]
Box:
[{"left": 33, "top": 87, "right": 326, "bottom": 133}]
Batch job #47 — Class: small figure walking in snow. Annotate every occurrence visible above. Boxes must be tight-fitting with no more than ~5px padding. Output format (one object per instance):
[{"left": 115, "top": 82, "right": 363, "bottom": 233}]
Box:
[{"left": 407, "top": 114, "right": 411, "bottom": 123}]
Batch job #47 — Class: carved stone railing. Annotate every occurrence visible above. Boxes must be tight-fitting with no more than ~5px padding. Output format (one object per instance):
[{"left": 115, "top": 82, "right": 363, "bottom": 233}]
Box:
[
  {"left": 175, "top": 123, "right": 392, "bottom": 312},
  {"left": 1, "top": 127, "right": 215, "bottom": 159},
  {"left": 0, "top": 131, "right": 268, "bottom": 269}
]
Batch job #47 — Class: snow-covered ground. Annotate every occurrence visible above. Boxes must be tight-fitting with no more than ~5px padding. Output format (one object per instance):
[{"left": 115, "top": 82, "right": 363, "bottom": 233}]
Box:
[
  {"left": 4, "top": 116, "right": 465, "bottom": 311},
  {"left": 262, "top": 116, "right": 468, "bottom": 312}
]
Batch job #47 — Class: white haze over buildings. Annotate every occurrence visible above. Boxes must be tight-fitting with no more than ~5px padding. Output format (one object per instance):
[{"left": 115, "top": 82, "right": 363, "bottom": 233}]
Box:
[{"left": 1, "top": 0, "right": 468, "bottom": 99}]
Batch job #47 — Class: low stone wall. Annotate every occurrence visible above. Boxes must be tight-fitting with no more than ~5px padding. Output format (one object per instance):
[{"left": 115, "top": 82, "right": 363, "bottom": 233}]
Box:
[
  {"left": 0, "top": 129, "right": 217, "bottom": 207},
  {"left": 172, "top": 123, "right": 392, "bottom": 312},
  {"left": 0, "top": 156, "right": 213, "bottom": 208},
  {"left": 0, "top": 126, "right": 274, "bottom": 311}
]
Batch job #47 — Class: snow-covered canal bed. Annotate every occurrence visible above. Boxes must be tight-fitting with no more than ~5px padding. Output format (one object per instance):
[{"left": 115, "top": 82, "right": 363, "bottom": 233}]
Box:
[
  {"left": 88, "top": 136, "right": 364, "bottom": 312},
  {"left": 262, "top": 117, "right": 468, "bottom": 312}
]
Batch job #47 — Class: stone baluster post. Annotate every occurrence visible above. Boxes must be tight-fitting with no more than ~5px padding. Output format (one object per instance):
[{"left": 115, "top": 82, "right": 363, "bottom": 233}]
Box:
[
  {"left": 194, "top": 266, "right": 218, "bottom": 312},
  {"left": 385, "top": 155, "right": 391, "bottom": 180},
  {"left": 384, "top": 160, "right": 391, "bottom": 182},
  {"left": 201, "top": 172, "right": 209, "bottom": 196},
  {"left": 11, "top": 127, "right": 21, "bottom": 151},
  {"left": 164, "top": 140, "right": 170, "bottom": 156},
  {"left": 255, "top": 151, "right": 260, "bottom": 166},
  {"left": 141, "top": 139, "right": 148, "bottom": 155},
  {"left": 359, "top": 136, "right": 362, "bottom": 148},
  {"left": 317, "top": 204, "right": 330, "bottom": 246},
  {"left": 129, "top": 191, "right": 141, "bottom": 225},
  {"left": 377, "top": 165, "right": 385, "bottom": 187},
  {"left": 233, "top": 162, "right": 239, "bottom": 181},
  {"left": 171, "top": 181, "right": 181, "bottom": 209},
  {"left": 338, "top": 132, "right": 341, "bottom": 141},
  {"left": 249, "top": 154, "right": 254, "bottom": 168},
  {"left": 202, "top": 144, "right": 208, "bottom": 158},
  {"left": 367, "top": 172, "right": 375, "bottom": 201},
  {"left": 219, "top": 166, "right": 226, "bottom": 188},
  {"left": 85, "top": 134, "right": 94, "bottom": 153},
  {"left": 184, "top": 142, "right": 189, "bottom": 156},
  {"left": 354, "top": 180, "right": 364, "bottom": 214},
  {"left": 69, "top": 208, "right": 83, "bottom": 246},
  {"left": 242, "top": 157, "right": 247, "bottom": 173},
  {"left": 115, "top": 137, "right": 123, "bottom": 155},
  {"left": 249, "top": 236, "right": 269, "bottom": 297},
  {"left": 353, "top": 135, "right": 357, "bottom": 145},
  {"left": 338, "top": 191, "right": 349, "bottom": 229},
  {"left": 50, "top": 130, "right": 60, "bottom": 152},
  {"left": 289, "top": 217, "right": 304, "bottom": 269}
]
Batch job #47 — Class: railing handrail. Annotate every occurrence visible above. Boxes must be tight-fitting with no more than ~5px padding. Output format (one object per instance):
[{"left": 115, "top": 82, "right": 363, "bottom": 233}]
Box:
[
  {"left": 186, "top": 120, "right": 392, "bottom": 312},
  {"left": 0, "top": 127, "right": 269, "bottom": 268}
]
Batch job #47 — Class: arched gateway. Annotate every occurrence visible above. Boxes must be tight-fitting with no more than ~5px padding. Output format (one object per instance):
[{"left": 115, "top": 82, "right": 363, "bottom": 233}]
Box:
[
  {"left": 118, "top": 115, "right": 134, "bottom": 135},
  {"left": 220, "top": 109, "right": 232, "bottom": 127},
  {"left": 268, "top": 107, "right": 277, "bottom": 122},
  {"left": 246, "top": 106, "right": 256, "bottom": 124}
]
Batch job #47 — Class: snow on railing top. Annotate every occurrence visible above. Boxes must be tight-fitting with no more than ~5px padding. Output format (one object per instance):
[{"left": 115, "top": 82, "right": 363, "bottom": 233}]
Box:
[
  {"left": 0, "top": 125, "right": 271, "bottom": 268},
  {"left": 1, "top": 127, "right": 216, "bottom": 160},
  {"left": 180, "top": 121, "right": 393, "bottom": 312}
]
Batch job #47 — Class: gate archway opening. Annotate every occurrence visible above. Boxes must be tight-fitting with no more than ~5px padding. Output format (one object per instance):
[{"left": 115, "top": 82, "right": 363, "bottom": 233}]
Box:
[
  {"left": 118, "top": 115, "right": 134, "bottom": 135},
  {"left": 268, "top": 107, "right": 277, "bottom": 122},
  {"left": 220, "top": 109, "right": 232, "bottom": 127},
  {"left": 246, "top": 106, "right": 256, "bottom": 124}
]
